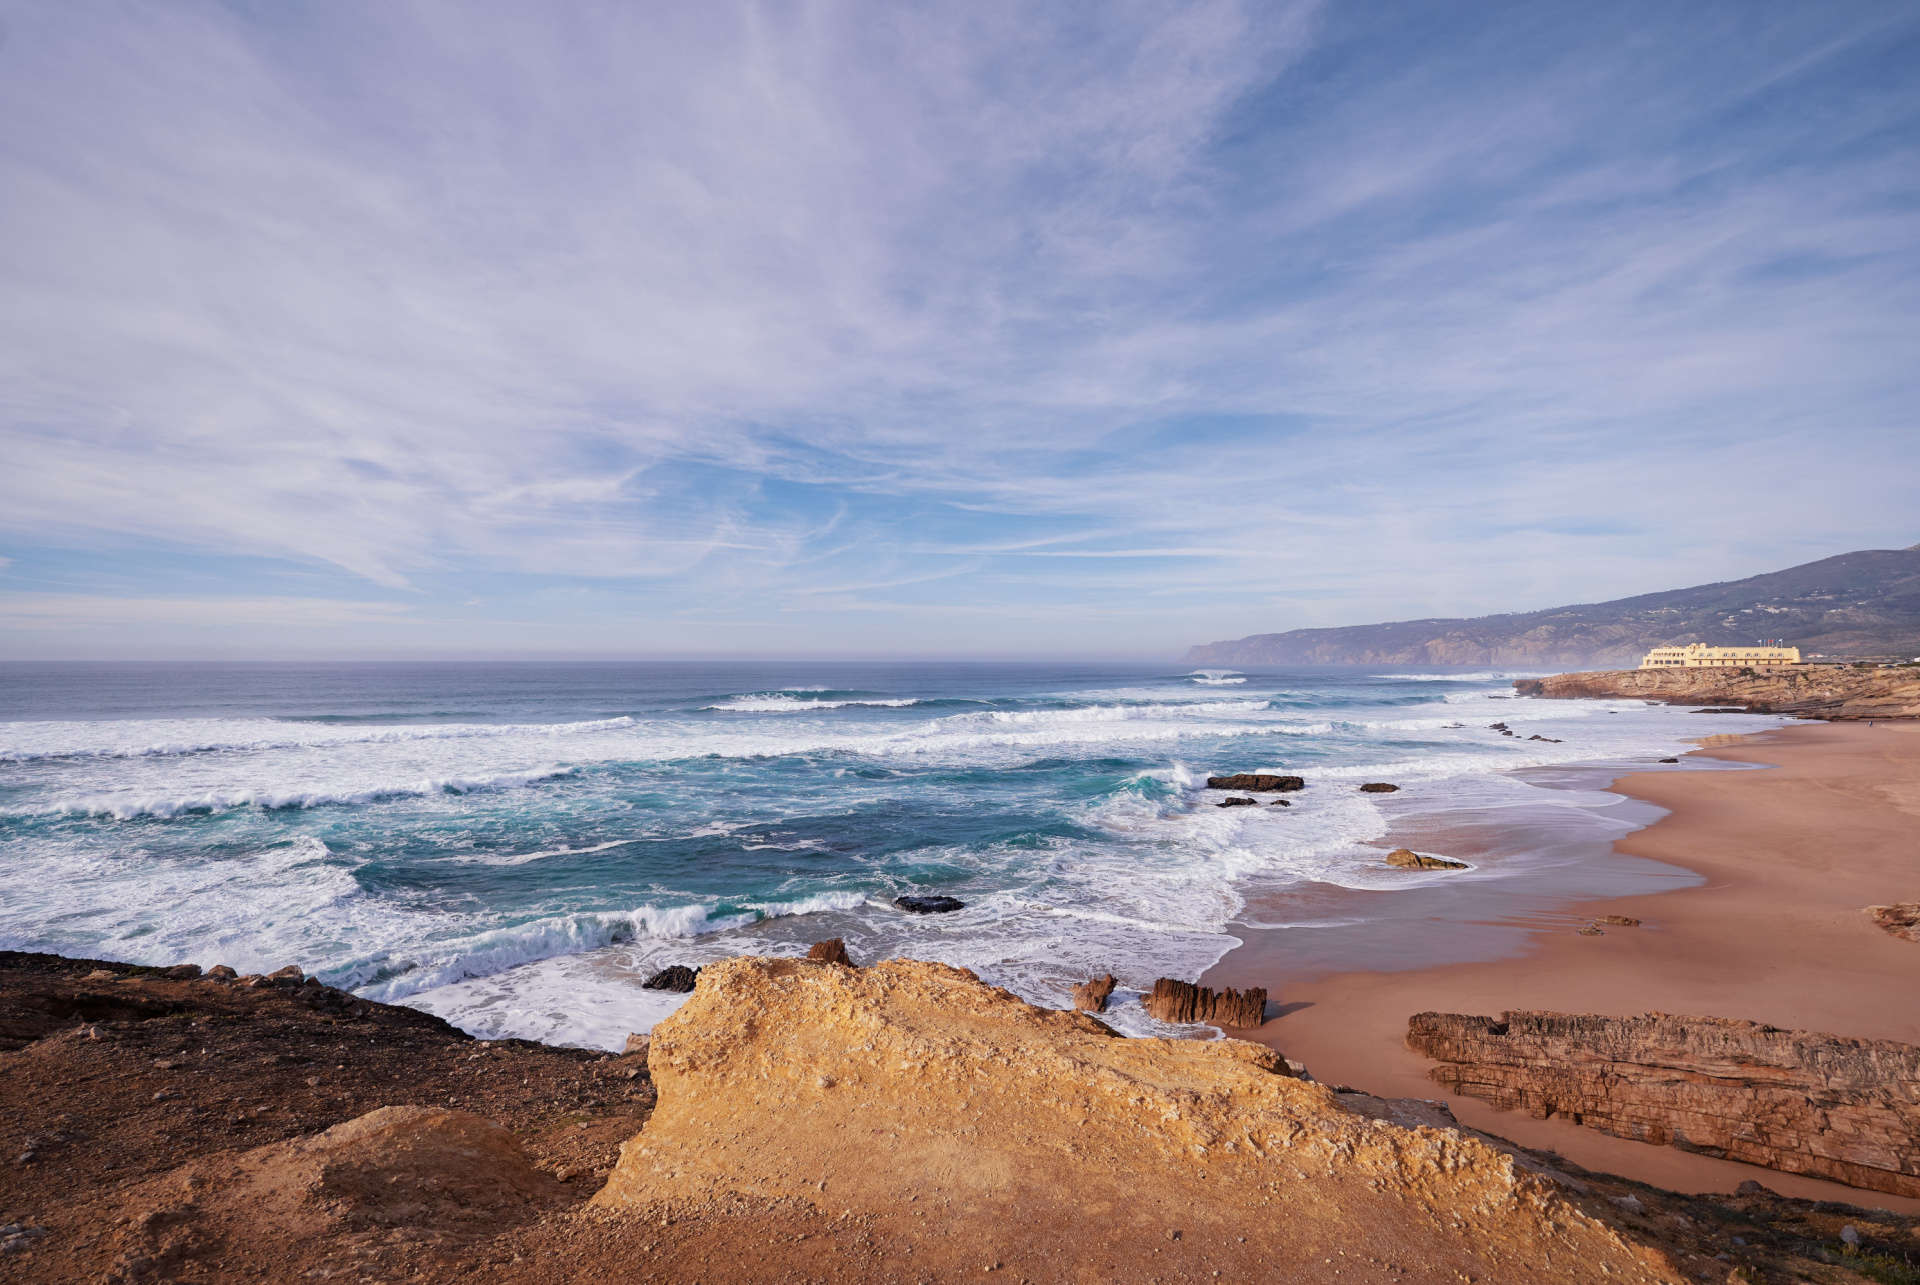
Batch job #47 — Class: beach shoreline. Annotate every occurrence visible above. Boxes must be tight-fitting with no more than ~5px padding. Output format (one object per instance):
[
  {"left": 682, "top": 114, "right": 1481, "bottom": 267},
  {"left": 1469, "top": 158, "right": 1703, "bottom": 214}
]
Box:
[{"left": 1203, "top": 718, "right": 1920, "bottom": 1212}]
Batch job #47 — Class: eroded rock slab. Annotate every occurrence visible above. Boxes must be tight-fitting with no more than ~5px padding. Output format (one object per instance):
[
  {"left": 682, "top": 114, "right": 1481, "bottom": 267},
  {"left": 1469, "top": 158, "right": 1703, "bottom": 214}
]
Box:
[
  {"left": 1408, "top": 1010, "right": 1920, "bottom": 1198},
  {"left": 597, "top": 957, "right": 1689, "bottom": 1282},
  {"left": 1205, "top": 773, "right": 1304, "bottom": 791},
  {"left": 1867, "top": 903, "right": 1920, "bottom": 943},
  {"left": 1142, "top": 977, "right": 1267, "bottom": 1027}
]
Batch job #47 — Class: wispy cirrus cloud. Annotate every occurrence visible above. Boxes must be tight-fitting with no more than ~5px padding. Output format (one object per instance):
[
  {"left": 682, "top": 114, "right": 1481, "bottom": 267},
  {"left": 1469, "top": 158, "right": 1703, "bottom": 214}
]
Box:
[{"left": 0, "top": 0, "right": 1915, "bottom": 657}]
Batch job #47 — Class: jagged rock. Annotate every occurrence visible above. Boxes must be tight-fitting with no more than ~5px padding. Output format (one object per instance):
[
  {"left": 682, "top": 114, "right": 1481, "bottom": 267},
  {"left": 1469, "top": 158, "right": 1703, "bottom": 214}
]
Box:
[
  {"left": 1407, "top": 1010, "right": 1920, "bottom": 1198},
  {"left": 1358, "top": 782, "right": 1399, "bottom": 793},
  {"left": 1215, "top": 796, "right": 1258, "bottom": 808},
  {"left": 597, "top": 956, "right": 1690, "bottom": 1281},
  {"left": 1141, "top": 978, "right": 1266, "bottom": 1027},
  {"left": 806, "top": 938, "right": 853, "bottom": 966},
  {"left": 1385, "top": 848, "right": 1468, "bottom": 871},
  {"left": 894, "top": 895, "right": 965, "bottom": 914},
  {"left": 1866, "top": 903, "right": 1920, "bottom": 943},
  {"left": 1072, "top": 974, "right": 1116, "bottom": 1014},
  {"left": 1204, "top": 773, "right": 1304, "bottom": 792},
  {"left": 642, "top": 965, "right": 701, "bottom": 992}
]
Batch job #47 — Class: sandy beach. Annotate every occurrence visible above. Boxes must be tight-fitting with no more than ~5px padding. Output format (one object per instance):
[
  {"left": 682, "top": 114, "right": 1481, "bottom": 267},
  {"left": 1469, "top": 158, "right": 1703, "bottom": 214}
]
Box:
[{"left": 1206, "top": 718, "right": 1920, "bottom": 1211}]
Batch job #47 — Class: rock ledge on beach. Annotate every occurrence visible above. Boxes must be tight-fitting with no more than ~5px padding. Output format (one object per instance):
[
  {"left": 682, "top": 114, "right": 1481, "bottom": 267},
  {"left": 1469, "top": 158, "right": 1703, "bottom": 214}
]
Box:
[
  {"left": 1385, "top": 848, "right": 1468, "bottom": 871},
  {"left": 1141, "top": 977, "right": 1267, "bottom": 1027},
  {"left": 1407, "top": 1010, "right": 1920, "bottom": 1198}
]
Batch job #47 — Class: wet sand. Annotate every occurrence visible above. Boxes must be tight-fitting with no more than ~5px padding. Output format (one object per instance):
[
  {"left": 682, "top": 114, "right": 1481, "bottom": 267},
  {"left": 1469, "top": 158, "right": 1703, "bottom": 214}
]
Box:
[{"left": 1204, "top": 719, "right": 1920, "bottom": 1211}]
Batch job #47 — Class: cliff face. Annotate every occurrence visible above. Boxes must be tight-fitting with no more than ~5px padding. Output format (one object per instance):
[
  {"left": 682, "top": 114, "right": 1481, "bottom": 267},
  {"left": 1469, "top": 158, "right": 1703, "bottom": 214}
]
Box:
[
  {"left": 1185, "top": 545, "right": 1920, "bottom": 667},
  {"left": 1408, "top": 1012, "right": 1920, "bottom": 1198},
  {"left": 601, "top": 956, "right": 1686, "bottom": 1282},
  {"left": 1513, "top": 666, "right": 1920, "bottom": 719}
]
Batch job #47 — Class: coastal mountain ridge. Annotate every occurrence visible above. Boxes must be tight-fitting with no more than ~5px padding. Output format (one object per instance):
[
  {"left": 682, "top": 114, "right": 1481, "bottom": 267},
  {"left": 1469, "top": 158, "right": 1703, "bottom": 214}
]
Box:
[{"left": 1185, "top": 545, "right": 1920, "bottom": 668}]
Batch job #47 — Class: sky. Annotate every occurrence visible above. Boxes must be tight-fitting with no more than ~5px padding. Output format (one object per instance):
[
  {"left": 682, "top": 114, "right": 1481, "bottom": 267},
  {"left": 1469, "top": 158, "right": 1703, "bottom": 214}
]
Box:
[{"left": 1, "top": 1, "right": 1916, "bottom": 660}]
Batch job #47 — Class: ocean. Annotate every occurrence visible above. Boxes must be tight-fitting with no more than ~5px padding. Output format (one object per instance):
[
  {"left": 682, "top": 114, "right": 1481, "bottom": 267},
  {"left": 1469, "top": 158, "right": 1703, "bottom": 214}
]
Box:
[{"left": 0, "top": 661, "right": 1786, "bottom": 1047}]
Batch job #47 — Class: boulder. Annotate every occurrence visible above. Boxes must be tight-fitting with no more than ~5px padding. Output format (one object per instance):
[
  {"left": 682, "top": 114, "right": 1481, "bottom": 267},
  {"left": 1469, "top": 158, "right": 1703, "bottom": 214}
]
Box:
[
  {"left": 642, "top": 965, "right": 701, "bottom": 992},
  {"left": 1358, "top": 783, "right": 1399, "bottom": 793},
  {"left": 1269, "top": 798, "right": 1291, "bottom": 807},
  {"left": 1385, "top": 848, "right": 1468, "bottom": 871},
  {"left": 1407, "top": 1010, "right": 1920, "bottom": 1198},
  {"left": 1141, "top": 978, "right": 1266, "bottom": 1027},
  {"left": 806, "top": 938, "right": 854, "bottom": 966},
  {"left": 894, "top": 895, "right": 965, "bottom": 914},
  {"left": 1204, "top": 773, "right": 1304, "bottom": 792},
  {"left": 622, "top": 1032, "right": 650, "bottom": 1057},
  {"left": 265, "top": 965, "right": 305, "bottom": 987},
  {"left": 1072, "top": 974, "right": 1117, "bottom": 1014},
  {"left": 1215, "top": 796, "right": 1258, "bottom": 808},
  {"left": 1657, "top": 757, "right": 1680, "bottom": 764},
  {"left": 160, "top": 963, "right": 202, "bottom": 981},
  {"left": 205, "top": 965, "right": 238, "bottom": 980},
  {"left": 1866, "top": 903, "right": 1920, "bottom": 943}
]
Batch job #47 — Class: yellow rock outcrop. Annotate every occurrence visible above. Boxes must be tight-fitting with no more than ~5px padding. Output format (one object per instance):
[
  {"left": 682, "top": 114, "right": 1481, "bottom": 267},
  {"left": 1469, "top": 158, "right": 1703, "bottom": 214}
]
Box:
[{"left": 596, "top": 956, "right": 1685, "bottom": 1281}]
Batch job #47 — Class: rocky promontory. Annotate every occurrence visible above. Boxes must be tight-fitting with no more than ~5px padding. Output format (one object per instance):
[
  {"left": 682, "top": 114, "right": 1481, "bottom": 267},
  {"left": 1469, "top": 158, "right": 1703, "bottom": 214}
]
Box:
[
  {"left": 1514, "top": 666, "right": 1920, "bottom": 719},
  {"left": 7, "top": 950, "right": 1920, "bottom": 1281}
]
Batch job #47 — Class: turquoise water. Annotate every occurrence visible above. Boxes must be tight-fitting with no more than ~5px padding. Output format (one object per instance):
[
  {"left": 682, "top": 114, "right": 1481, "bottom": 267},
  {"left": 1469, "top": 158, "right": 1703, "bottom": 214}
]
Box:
[{"left": 0, "top": 661, "right": 1783, "bottom": 1045}]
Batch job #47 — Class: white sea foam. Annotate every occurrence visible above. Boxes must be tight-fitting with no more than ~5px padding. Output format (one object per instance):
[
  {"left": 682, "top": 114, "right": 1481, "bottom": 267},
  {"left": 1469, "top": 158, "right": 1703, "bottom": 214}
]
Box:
[
  {"left": 703, "top": 694, "right": 920, "bottom": 712},
  {"left": 26, "top": 766, "right": 575, "bottom": 821},
  {"left": 1187, "top": 669, "right": 1247, "bottom": 685}
]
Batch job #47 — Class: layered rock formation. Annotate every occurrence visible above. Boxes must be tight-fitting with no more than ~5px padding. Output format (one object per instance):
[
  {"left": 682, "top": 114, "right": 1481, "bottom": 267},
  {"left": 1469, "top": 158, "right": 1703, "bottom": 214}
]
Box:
[
  {"left": 1408, "top": 1011, "right": 1920, "bottom": 1198},
  {"left": 600, "top": 957, "right": 1690, "bottom": 1282},
  {"left": 1071, "top": 973, "right": 1116, "bottom": 1013},
  {"left": 1141, "top": 977, "right": 1267, "bottom": 1026},
  {"left": 1514, "top": 666, "right": 1920, "bottom": 719}
]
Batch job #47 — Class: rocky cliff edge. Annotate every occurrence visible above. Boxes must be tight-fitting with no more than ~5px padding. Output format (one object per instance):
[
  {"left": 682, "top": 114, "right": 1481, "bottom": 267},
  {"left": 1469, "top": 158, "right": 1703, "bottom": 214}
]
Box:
[
  {"left": 1514, "top": 666, "right": 1920, "bottom": 719},
  {"left": 598, "top": 955, "right": 1687, "bottom": 1282}
]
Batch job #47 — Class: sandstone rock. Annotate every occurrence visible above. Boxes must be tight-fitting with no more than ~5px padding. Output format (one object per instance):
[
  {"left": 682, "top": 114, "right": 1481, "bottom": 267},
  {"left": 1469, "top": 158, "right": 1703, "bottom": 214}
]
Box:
[
  {"left": 1358, "top": 783, "right": 1399, "bottom": 793},
  {"left": 595, "top": 956, "right": 1692, "bottom": 1282},
  {"left": 806, "top": 938, "right": 853, "bottom": 966},
  {"left": 1215, "top": 796, "right": 1258, "bottom": 807},
  {"left": 1596, "top": 915, "right": 1642, "bottom": 928},
  {"left": 1407, "top": 1010, "right": 1920, "bottom": 1198},
  {"left": 1385, "top": 848, "right": 1468, "bottom": 871},
  {"left": 1577, "top": 926, "right": 1604, "bottom": 936},
  {"left": 894, "top": 895, "right": 965, "bottom": 914},
  {"left": 1141, "top": 978, "right": 1266, "bottom": 1027},
  {"left": 642, "top": 965, "right": 700, "bottom": 992},
  {"left": 160, "top": 964, "right": 201, "bottom": 981},
  {"left": 622, "top": 1033, "right": 650, "bottom": 1057},
  {"left": 1866, "top": 903, "right": 1920, "bottom": 943},
  {"left": 205, "top": 965, "right": 238, "bottom": 980},
  {"left": 83, "top": 969, "right": 115, "bottom": 982},
  {"left": 1204, "top": 773, "right": 1304, "bottom": 792},
  {"left": 265, "top": 966, "right": 305, "bottom": 988},
  {"left": 1072, "top": 974, "right": 1116, "bottom": 1014}
]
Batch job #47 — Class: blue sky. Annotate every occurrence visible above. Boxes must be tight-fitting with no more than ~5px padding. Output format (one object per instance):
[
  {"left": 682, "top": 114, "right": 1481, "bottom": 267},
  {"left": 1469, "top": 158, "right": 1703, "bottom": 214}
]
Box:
[{"left": 1, "top": 1, "right": 1916, "bottom": 659}]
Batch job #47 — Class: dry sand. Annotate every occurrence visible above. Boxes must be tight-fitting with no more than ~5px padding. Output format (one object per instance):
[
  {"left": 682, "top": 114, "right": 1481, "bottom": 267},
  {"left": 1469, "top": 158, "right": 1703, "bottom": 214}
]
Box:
[{"left": 1205, "top": 719, "right": 1920, "bottom": 1211}]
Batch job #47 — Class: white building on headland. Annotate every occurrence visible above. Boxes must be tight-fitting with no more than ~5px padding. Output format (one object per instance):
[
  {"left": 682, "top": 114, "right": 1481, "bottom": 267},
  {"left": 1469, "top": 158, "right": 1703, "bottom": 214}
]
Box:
[{"left": 1640, "top": 642, "right": 1801, "bottom": 669}]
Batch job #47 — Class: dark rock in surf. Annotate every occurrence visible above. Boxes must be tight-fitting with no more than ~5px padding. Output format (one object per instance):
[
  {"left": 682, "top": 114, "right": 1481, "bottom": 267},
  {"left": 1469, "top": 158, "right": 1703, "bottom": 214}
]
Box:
[
  {"left": 894, "top": 895, "right": 965, "bottom": 915},
  {"left": 1205, "top": 774, "right": 1304, "bottom": 792},
  {"left": 1658, "top": 757, "right": 1680, "bottom": 764},
  {"left": 1269, "top": 798, "right": 1291, "bottom": 807},
  {"left": 1358, "top": 783, "right": 1399, "bottom": 793},
  {"left": 642, "top": 965, "right": 701, "bottom": 992},
  {"left": 1141, "top": 978, "right": 1266, "bottom": 1027},
  {"left": 1073, "top": 974, "right": 1117, "bottom": 1014},
  {"left": 1215, "top": 796, "right": 1258, "bottom": 808},
  {"left": 807, "top": 938, "right": 853, "bottom": 966}
]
